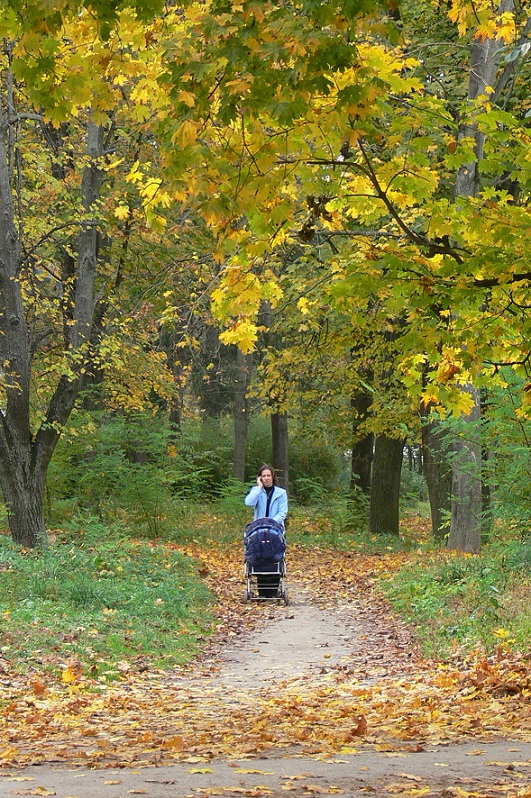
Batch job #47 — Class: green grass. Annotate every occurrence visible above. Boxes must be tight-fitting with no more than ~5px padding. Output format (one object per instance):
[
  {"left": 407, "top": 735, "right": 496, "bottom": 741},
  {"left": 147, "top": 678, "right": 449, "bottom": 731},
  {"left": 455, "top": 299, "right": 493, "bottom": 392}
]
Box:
[
  {"left": 379, "top": 538, "right": 531, "bottom": 658},
  {"left": 0, "top": 518, "right": 214, "bottom": 681}
]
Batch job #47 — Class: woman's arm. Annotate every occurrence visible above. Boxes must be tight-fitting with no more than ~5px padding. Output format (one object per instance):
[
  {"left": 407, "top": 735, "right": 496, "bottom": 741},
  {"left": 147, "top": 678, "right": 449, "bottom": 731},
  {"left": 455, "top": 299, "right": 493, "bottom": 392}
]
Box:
[{"left": 244, "top": 484, "right": 263, "bottom": 508}]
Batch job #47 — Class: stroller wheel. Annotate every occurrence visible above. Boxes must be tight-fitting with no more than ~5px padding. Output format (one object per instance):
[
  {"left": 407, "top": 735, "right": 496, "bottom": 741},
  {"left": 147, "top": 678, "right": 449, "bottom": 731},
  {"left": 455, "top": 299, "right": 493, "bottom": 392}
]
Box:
[
  {"left": 283, "top": 587, "right": 289, "bottom": 606},
  {"left": 243, "top": 589, "right": 250, "bottom": 604}
]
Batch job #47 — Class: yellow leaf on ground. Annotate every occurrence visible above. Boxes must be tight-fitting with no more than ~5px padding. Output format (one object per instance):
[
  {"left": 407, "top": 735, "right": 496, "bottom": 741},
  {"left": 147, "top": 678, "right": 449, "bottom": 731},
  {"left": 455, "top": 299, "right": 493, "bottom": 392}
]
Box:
[{"left": 235, "top": 769, "right": 275, "bottom": 774}]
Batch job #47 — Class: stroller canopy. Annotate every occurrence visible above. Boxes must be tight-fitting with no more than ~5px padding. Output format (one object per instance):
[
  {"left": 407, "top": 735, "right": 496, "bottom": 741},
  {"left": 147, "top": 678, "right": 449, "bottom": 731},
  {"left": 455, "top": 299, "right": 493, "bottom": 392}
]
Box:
[{"left": 244, "top": 517, "right": 286, "bottom": 567}]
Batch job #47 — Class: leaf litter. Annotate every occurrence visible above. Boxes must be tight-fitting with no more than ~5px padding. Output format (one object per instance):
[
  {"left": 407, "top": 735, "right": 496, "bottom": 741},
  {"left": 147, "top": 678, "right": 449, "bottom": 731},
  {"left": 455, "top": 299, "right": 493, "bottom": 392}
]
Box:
[{"left": 0, "top": 543, "right": 530, "bottom": 796}]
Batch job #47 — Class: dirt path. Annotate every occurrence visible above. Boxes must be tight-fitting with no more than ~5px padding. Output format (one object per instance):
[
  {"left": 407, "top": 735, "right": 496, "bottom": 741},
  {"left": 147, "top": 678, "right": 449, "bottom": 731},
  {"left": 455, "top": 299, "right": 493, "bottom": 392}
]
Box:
[
  {"left": 202, "top": 586, "right": 419, "bottom": 689},
  {"left": 1, "top": 548, "right": 530, "bottom": 797}
]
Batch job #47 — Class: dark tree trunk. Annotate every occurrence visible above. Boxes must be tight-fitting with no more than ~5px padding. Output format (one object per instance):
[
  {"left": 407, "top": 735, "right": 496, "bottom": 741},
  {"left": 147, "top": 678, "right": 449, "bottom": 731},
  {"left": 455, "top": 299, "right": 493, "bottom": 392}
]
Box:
[
  {"left": 0, "top": 469, "right": 47, "bottom": 548},
  {"left": 167, "top": 338, "right": 184, "bottom": 435},
  {"left": 481, "top": 389, "right": 494, "bottom": 536},
  {"left": 421, "top": 413, "right": 453, "bottom": 543},
  {"left": 350, "top": 391, "right": 372, "bottom": 494},
  {"left": 271, "top": 412, "right": 289, "bottom": 491},
  {"left": 202, "top": 325, "right": 223, "bottom": 418},
  {"left": 233, "top": 349, "right": 252, "bottom": 481},
  {"left": 369, "top": 435, "right": 404, "bottom": 536}
]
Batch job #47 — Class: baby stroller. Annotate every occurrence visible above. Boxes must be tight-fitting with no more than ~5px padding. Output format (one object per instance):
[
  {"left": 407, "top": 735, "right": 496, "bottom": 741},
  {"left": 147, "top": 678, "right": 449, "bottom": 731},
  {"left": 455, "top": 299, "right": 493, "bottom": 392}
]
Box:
[{"left": 243, "top": 518, "right": 289, "bottom": 605}]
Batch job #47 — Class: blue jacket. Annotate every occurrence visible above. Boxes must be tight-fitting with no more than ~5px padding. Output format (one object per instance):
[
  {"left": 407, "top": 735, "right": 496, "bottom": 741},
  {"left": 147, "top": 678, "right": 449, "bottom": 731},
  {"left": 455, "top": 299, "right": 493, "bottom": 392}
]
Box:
[{"left": 244, "top": 484, "right": 288, "bottom": 528}]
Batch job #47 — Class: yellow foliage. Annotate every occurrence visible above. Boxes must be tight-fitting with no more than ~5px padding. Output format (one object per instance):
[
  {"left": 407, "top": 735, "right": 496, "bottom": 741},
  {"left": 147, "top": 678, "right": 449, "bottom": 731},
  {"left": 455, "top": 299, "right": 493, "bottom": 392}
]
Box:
[
  {"left": 114, "top": 204, "right": 130, "bottom": 220},
  {"left": 219, "top": 320, "right": 259, "bottom": 353},
  {"left": 172, "top": 119, "right": 199, "bottom": 148}
]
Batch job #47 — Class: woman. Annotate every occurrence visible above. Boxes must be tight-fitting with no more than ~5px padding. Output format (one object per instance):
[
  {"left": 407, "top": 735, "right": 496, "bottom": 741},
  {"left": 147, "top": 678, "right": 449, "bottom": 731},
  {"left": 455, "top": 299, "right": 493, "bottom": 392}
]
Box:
[
  {"left": 244, "top": 464, "right": 288, "bottom": 597},
  {"left": 244, "top": 464, "right": 288, "bottom": 528}
]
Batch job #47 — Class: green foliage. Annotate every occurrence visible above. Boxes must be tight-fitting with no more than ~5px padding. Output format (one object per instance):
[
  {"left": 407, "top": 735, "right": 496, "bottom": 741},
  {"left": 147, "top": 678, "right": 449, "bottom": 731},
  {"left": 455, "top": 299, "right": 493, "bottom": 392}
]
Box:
[
  {"left": 174, "top": 417, "right": 236, "bottom": 499},
  {"left": 423, "top": 375, "right": 531, "bottom": 542},
  {"left": 289, "top": 435, "right": 349, "bottom": 504},
  {"left": 47, "top": 412, "right": 180, "bottom": 537},
  {"left": 481, "top": 376, "right": 531, "bottom": 541},
  {"left": 48, "top": 412, "right": 249, "bottom": 533},
  {"left": 381, "top": 540, "right": 531, "bottom": 658},
  {"left": 244, "top": 416, "right": 275, "bottom": 478},
  {"left": 0, "top": 519, "right": 214, "bottom": 676},
  {"left": 400, "top": 464, "right": 429, "bottom": 508}
]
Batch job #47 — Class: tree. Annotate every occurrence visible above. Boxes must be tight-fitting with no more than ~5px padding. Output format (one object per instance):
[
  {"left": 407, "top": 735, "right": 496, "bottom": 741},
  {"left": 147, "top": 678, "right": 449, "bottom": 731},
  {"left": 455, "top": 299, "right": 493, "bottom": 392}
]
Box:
[
  {"left": 421, "top": 408, "right": 452, "bottom": 543},
  {"left": 0, "top": 4, "right": 173, "bottom": 546},
  {"left": 369, "top": 435, "right": 404, "bottom": 536},
  {"left": 160, "top": 0, "right": 531, "bottom": 550},
  {"left": 446, "top": 0, "right": 517, "bottom": 553},
  {"left": 5, "top": 0, "right": 530, "bottom": 548}
]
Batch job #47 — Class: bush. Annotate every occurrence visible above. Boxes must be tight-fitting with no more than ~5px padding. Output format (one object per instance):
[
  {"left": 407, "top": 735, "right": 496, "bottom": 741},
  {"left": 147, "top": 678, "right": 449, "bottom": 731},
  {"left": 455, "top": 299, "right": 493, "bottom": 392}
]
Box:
[
  {"left": 47, "top": 411, "right": 179, "bottom": 535},
  {"left": 289, "top": 435, "right": 348, "bottom": 504},
  {"left": 47, "top": 412, "right": 240, "bottom": 533},
  {"left": 381, "top": 539, "right": 531, "bottom": 658}
]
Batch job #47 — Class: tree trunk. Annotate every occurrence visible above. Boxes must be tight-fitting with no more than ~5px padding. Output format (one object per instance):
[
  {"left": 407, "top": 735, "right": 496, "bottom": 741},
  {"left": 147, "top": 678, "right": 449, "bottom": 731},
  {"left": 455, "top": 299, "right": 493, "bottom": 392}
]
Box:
[
  {"left": 233, "top": 349, "right": 252, "bottom": 481},
  {"left": 448, "top": 2, "right": 511, "bottom": 552},
  {"left": 202, "top": 325, "right": 223, "bottom": 417},
  {"left": 480, "top": 389, "right": 494, "bottom": 536},
  {"left": 166, "top": 334, "right": 184, "bottom": 435},
  {"left": 369, "top": 435, "right": 403, "bottom": 536},
  {"left": 447, "top": 388, "right": 482, "bottom": 553},
  {"left": 0, "top": 469, "right": 47, "bottom": 548},
  {"left": 0, "top": 108, "right": 105, "bottom": 547},
  {"left": 421, "top": 412, "right": 453, "bottom": 543},
  {"left": 271, "top": 412, "right": 289, "bottom": 491},
  {"left": 350, "top": 391, "right": 372, "bottom": 494}
]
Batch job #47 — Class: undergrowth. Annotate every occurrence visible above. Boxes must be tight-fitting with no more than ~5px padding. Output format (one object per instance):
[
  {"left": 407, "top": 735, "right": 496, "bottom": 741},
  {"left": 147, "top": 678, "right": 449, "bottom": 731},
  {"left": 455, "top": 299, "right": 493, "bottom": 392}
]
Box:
[
  {"left": 0, "top": 519, "right": 214, "bottom": 681},
  {"left": 1, "top": 490, "right": 529, "bottom": 682},
  {"left": 379, "top": 536, "right": 531, "bottom": 659}
]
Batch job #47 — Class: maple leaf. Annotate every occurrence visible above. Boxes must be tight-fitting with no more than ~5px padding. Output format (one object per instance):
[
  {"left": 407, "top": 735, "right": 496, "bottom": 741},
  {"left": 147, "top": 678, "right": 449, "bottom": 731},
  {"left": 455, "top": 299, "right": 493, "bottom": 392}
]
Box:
[{"left": 61, "top": 663, "right": 83, "bottom": 685}]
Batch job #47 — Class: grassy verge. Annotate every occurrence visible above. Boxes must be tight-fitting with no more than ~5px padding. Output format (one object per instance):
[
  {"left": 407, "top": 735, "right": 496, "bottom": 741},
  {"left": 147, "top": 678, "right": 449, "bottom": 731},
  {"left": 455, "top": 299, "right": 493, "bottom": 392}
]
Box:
[
  {"left": 378, "top": 534, "right": 531, "bottom": 659},
  {"left": 0, "top": 518, "right": 214, "bottom": 682}
]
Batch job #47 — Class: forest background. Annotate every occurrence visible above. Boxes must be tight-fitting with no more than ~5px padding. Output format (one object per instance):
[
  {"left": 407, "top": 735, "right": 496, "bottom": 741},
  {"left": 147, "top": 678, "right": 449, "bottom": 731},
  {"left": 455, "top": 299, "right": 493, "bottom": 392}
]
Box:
[{"left": 0, "top": 0, "right": 530, "bottom": 682}]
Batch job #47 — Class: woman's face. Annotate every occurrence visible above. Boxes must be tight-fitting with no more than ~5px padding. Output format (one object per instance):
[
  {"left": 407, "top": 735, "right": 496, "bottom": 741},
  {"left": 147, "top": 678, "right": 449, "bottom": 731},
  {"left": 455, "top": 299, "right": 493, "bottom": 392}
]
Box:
[{"left": 260, "top": 469, "right": 273, "bottom": 487}]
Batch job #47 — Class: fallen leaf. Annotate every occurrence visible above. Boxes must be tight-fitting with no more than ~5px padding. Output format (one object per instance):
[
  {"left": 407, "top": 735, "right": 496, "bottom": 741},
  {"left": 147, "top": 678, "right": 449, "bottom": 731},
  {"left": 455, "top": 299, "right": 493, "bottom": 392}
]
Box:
[
  {"left": 32, "top": 679, "right": 47, "bottom": 697},
  {"left": 235, "top": 769, "right": 275, "bottom": 774}
]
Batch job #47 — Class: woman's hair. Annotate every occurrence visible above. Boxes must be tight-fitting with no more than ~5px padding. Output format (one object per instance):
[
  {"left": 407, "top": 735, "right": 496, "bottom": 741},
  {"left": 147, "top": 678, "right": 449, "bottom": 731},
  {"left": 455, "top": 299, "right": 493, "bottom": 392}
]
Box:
[{"left": 258, "top": 464, "right": 277, "bottom": 485}]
